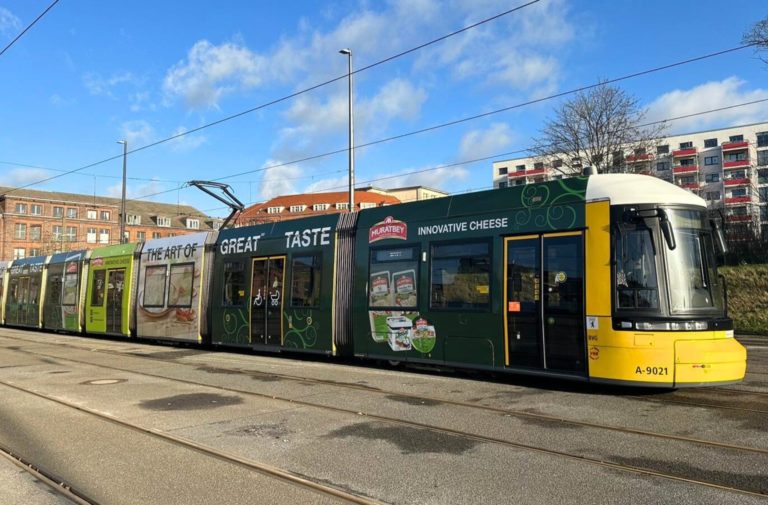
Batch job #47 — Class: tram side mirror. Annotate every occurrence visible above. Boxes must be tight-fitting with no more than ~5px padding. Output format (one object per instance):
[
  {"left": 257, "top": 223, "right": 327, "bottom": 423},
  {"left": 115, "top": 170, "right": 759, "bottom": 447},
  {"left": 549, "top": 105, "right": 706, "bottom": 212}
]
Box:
[
  {"left": 710, "top": 218, "right": 728, "bottom": 255},
  {"left": 658, "top": 210, "right": 676, "bottom": 251}
]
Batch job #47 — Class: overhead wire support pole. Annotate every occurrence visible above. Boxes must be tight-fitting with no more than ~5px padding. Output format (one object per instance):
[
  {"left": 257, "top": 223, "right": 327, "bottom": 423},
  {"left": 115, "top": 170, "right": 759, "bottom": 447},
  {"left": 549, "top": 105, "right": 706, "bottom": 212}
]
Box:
[{"left": 187, "top": 181, "right": 244, "bottom": 230}]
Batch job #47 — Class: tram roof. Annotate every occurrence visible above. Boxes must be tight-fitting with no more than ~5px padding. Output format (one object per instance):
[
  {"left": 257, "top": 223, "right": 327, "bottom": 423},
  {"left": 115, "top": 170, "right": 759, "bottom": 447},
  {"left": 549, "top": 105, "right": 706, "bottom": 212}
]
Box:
[{"left": 585, "top": 174, "right": 705, "bottom": 208}]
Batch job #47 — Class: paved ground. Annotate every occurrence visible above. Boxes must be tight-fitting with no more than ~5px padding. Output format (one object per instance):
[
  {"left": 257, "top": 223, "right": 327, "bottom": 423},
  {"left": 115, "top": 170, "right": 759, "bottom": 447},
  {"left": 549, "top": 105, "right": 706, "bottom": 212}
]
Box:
[{"left": 0, "top": 328, "right": 765, "bottom": 504}]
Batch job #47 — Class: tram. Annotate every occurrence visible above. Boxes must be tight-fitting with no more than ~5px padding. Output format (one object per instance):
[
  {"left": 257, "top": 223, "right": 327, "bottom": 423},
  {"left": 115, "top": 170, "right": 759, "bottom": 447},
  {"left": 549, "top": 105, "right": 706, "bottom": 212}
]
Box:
[{"left": 0, "top": 174, "right": 746, "bottom": 387}]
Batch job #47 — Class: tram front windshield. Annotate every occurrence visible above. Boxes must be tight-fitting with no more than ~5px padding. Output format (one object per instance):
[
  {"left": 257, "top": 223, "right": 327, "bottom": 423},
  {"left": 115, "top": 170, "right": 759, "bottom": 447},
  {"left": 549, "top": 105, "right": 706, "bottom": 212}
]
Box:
[{"left": 615, "top": 207, "right": 724, "bottom": 316}]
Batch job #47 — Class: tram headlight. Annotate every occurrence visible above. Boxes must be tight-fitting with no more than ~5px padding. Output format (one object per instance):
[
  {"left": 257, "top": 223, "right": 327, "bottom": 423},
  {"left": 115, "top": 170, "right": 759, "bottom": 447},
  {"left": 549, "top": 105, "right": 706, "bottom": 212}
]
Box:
[{"left": 634, "top": 321, "right": 708, "bottom": 331}]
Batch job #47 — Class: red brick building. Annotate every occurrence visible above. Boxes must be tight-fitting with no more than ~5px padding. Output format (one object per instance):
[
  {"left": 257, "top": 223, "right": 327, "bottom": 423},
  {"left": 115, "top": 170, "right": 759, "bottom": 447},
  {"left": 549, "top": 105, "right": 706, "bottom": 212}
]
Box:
[{"left": 0, "top": 186, "right": 221, "bottom": 261}]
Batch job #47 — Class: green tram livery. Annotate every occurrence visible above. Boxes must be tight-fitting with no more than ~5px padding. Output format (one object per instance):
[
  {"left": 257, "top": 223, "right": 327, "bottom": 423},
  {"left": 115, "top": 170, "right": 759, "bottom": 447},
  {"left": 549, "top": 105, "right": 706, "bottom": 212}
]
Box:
[{"left": 0, "top": 175, "right": 748, "bottom": 387}]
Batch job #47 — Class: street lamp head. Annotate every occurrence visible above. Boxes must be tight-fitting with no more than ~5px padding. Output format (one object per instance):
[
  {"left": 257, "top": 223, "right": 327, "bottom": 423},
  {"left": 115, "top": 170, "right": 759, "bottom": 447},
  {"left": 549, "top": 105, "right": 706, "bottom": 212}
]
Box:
[
  {"left": 117, "top": 140, "right": 126, "bottom": 145},
  {"left": 339, "top": 48, "right": 351, "bottom": 55}
]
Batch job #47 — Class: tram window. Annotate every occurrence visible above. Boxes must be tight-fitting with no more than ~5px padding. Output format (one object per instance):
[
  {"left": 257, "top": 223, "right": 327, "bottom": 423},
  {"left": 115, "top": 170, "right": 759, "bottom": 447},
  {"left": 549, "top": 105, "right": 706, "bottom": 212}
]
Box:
[
  {"left": 291, "top": 255, "right": 322, "bottom": 307},
  {"left": 223, "top": 261, "right": 246, "bottom": 307},
  {"left": 91, "top": 270, "right": 106, "bottom": 306},
  {"left": 143, "top": 265, "right": 167, "bottom": 308},
  {"left": 63, "top": 270, "right": 79, "bottom": 306},
  {"left": 168, "top": 263, "right": 195, "bottom": 308},
  {"left": 430, "top": 241, "right": 490, "bottom": 310},
  {"left": 8, "top": 278, "right": 19, "bottom": 304},
  {"left": 48, "top": 275, "right": 63, "bottom": 305},
  {"left": 29, "top": 276, "right": 41, "bottom": 305},
  {"left": 615, "top": 229, "right": 659, "bottom": 309},
  {"left": 369, "top": 247, "right": 418, "bottom": 308}
]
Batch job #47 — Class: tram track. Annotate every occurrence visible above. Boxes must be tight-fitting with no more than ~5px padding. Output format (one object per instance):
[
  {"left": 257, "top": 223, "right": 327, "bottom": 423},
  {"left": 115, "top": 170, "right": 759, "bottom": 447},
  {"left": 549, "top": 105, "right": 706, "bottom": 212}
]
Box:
[
  {"left": 1, "top": 332, "right": 766, "bottom": 453},
  {"left": 0, "top": 442, "right": 98, "bottom": 505},
  {"left": 0, "top": 334, "right": 767, "bottom": 498},
  {"left": 0, "top": 377, "right": 384, "bottom": 505}
]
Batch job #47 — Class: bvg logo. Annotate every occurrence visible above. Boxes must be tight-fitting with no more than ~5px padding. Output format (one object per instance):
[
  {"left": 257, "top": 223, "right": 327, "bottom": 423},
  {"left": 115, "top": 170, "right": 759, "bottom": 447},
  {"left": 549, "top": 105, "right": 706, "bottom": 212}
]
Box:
[{"left": 369, "top": 216, "right": 407, "bottom": 243}]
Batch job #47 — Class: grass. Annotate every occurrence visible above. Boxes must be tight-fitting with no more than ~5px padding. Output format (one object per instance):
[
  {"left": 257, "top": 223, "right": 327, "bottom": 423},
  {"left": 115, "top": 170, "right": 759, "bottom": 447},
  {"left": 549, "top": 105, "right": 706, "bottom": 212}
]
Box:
[{"left": 720, "top": 264, "right": 768, "bottom": 335}]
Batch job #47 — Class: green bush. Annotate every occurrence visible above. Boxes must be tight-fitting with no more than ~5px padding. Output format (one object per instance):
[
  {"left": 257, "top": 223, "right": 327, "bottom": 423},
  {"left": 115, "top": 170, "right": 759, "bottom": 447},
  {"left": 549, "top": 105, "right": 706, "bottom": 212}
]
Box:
[{"left": 720, "top": 264, "right": 768, "bottom": 335}]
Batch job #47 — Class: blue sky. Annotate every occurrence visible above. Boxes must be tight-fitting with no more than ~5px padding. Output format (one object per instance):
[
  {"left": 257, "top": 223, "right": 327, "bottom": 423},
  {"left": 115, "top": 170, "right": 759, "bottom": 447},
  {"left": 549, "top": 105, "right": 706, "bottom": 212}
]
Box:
[{"left": 0, "top": 0, "right": 767, "bottom": 216}]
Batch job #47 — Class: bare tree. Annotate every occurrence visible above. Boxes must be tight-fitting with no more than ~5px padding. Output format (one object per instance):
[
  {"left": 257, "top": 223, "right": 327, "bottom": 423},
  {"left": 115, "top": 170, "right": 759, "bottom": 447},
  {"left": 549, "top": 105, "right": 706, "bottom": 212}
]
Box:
[
  {"left": 743, "top": 16, "right": 768, "bottom": 64},
  {"left": 531, "top": 83, "right": 667, "bottom": 175}
]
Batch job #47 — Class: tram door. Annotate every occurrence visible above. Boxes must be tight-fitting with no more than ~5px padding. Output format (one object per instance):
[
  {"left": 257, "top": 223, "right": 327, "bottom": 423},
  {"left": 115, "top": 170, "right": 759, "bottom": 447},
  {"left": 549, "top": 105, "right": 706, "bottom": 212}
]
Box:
[
  {"left": 250, "top": 257, "right": 285, "bottom": 347},
  {"left": 505, "top": 233, "right": 586, "bottom": 374},
  {"left": 106, "top": 269, "right": 125, "bottom": 334}
]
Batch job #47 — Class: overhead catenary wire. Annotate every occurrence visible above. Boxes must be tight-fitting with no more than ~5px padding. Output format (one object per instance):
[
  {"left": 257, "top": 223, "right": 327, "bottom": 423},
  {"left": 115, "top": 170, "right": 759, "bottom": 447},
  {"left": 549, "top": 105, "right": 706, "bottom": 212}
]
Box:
[
  {"left": 0, "top": 1, "right": 541, "bottom": 197},
  {"left": 0, "top": 0, "right": 60, "bottom": 57}
]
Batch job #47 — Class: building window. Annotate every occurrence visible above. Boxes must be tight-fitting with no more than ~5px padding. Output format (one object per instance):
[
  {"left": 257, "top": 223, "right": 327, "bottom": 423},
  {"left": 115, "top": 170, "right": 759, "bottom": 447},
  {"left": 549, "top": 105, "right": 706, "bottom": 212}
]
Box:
[
  {"left": 757, "top": 132, "right": 768, "bottom": 148},
  {"left": 679, "top": 158, "right": 696, "bottom": 166},
  {"left": 186, "top": 218, "right": 199, "bottom": 229},
  {"left": 705, "top": 191, "right": 721, "bottom": 201},
  {"left": 312, "top": 203, "right": 330, "bottom": 211},
  {"left": 515, "top": 164, "right": 526, "bottom": 172},
  {"left": 430, "top": 241, "right": 490, "bottom": 310},
  {"left": 30, "top": 225, "right": 41, "bottom": 241},
  {"left": 13, "top": 248, "right": 25, "bottom": 260},
  {"left": 211, "top": 221, "right": 222, "bottom": 230},
  {"left": 137, "top": 231, "right": 146, "bottom": 241},
  {"left": 66, "top": 208, "right": 77, "bottom": 219},
  {"left": 14, "top": 203, "right": 27, "bottom": 214},
  {"left": 126, "top": 214, "right": 141, "bottom": 225},
  {"left": 514, "top": 179, "right": 525, "bottom": 186},
  {"left": 725, "top": 152, "right": 747, "bottom": 162},
  {"left": 729, "top": 188, "right": 748, "bottom": 198},
  {"left": 31, "top": 204, "right": 43, "bottom": 215},
  {"left": 533, "top": 162, "right": 544, "bottom": 170},
  {"left": 497, "top": 166, "right": 508, "bottom": 175},
  {"left": 14, "top": 223, "right": 26, "bottom": 239},
  {"left": 335, "top": 203, "right": 349, "bottom": 210},
  {"left": 153, "top": 216, "right": 169, "bottom": 227},
  {"left": 65, "top": 226, "right": 77, "bottom": 242},
  {"left": 87, "top": 209, "right": 97, "bottom": 220},
  {"left": 757, "top": 150, "right": 768, "bottom": 167},
  {"left": 29, "top": 248, "right": 41, "bottom": 257},
  {"left": 53, "top": 206, "right": 64, "bottom": 218},
  {"left": 704, "top": 138, "right": 718, "bottom": 148},
  {"left": 498, "top": 181, "right": 508, "bottom": 188},
  {"left": 656, "top": 161, "right": 670, "bottom": 171},
  {"left": 705, "top": 173, "right": 720, "bottom": 183},
  {"left": 100, "top": 211, "right": 111, "bottom": 221},
  {"left": 360, "top": 202, "right": 376, "bottom": 209},
  {"left": 99, "top": 229, "right": 110, "bottom": 244},
  {"left": 152, "top": 232, "right": 161, "bottom": 239},
  {"left": 289, "top": 205, "right": 306, "bottom": 213},
  {"left": 656, "top": 145, "right": 669, "bottom": 155},
  {"left": 679, "top": 141, "right": 693, "bottom": 149},
  {"left": 52, "top": 225, "right": 63, "bottom": 241},
  {"left": 87, "top": 227, "right": 97, "bottom": 244},
  {"left": 729, "top": 134, "right": 744, "bottom": 142},
  {"left": 553, "top": 159, "right": 563, "bottom": 168},
  {"left": 704, "top": 155, "right": 720, "bottom": 166}
]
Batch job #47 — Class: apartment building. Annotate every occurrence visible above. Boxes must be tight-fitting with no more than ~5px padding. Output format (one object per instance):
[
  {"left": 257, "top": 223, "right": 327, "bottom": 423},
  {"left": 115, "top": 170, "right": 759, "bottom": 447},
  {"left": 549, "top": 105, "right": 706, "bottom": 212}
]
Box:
[
  {"left": 235, "top": 186, "right": 447, "bottom": 226},
  {"left": 0, "top": 187, "right": 221, "bottom": 261},
  {"left": 492, "top": 122, "right": 768, "bottom": 239}
]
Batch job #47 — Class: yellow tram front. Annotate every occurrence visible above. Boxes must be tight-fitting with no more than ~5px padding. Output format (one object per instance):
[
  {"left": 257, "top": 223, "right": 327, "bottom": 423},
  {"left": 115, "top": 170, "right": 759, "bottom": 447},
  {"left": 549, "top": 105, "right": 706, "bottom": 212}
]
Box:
[{"left": 585, "top": 175, "right": 746, "bottom": 387}]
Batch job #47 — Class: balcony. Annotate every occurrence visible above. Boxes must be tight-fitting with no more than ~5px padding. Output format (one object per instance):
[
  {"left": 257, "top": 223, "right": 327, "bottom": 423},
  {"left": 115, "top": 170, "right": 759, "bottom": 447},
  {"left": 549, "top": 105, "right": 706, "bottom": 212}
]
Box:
[
  {"left": 673, "top": 165, "right": 699, "bottom": 174},
  {"left": 723, "top": 159, "right": 750, "bottom": 169},
  {"left": 508, "top": 168, "right": 547, "bottom": 178},
  {"left": 625, "top": 153, "right": 652, "bottom": 163},
  {"left": 726, "top": 214, "right": 752, "bottom": 222},
  {"left": 723, "top": 178, "right": 751, "bottom": 187},
  {"left": 725, "top": 196, "right": 752, "bottom": 205},
  {"left": 673, "top": 148, "right": 697, "bottom": 157},
  {"left": 680, "top": 182, "right": 700, "bottom": 190},
  {"left": 722, "top": 141, "right": 749, "bottom": 152}
]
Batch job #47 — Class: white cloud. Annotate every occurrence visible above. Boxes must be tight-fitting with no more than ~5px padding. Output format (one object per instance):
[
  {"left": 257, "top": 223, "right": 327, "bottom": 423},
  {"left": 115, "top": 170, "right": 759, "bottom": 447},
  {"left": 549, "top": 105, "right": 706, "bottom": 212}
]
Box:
[
  {"left": 304, "top": 175, "right": 350, "bottom": 194},
  {"left": 106, "top": 179, "right": 166, "bottom": 200},
  {"left": 646, "top": 77, "right": 768, "bottom": 132},
  {"left": 83, "top": 71, "right": 137, "bottom": 97},
  {"left": 372, "top": 164, "right": 469, "bottom": 191},
  {"left": 459, "top": 122, "right": 514, "bottom": 160},
  {"left": 258, "top": 160, "right": 302, "bottom": 200},
  {"left": 162, "top": 40, "right": 267, "bottom": 109},
  {"left": 0, "top": 168, "right": 52, "bottom": 187},
  {"left": 0, "top": 7, "right": 21, "bottom": 37},
  {"left": 120, "top": 120, "right": 155, "bottom": 146},
  {"left": 168, "top": 126, "right": 207, "bottom": 152}
]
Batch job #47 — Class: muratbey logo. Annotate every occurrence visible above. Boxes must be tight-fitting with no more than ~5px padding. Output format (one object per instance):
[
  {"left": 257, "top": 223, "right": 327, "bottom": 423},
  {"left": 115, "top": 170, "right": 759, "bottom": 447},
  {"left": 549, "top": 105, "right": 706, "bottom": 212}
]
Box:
[{"left": 369, "top": 216, "right": 407, "bottom": 243}]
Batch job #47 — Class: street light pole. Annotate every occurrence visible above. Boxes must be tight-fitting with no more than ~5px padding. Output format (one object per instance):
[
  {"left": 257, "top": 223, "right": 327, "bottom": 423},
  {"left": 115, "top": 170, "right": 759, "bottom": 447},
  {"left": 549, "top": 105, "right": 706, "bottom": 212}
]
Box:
[
  {"left": 339, "top": 48, "right": 355, "bottom": 212},
  {"left": 117, "top": 140, "right": 127, "bottom": 244}
]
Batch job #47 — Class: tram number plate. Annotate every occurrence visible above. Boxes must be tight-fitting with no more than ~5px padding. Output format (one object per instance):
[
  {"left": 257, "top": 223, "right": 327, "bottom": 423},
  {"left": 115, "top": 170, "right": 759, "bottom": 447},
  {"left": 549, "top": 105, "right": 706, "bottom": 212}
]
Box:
[{"left": 635, "top": 366, "right": 669, "bottom": 376}]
